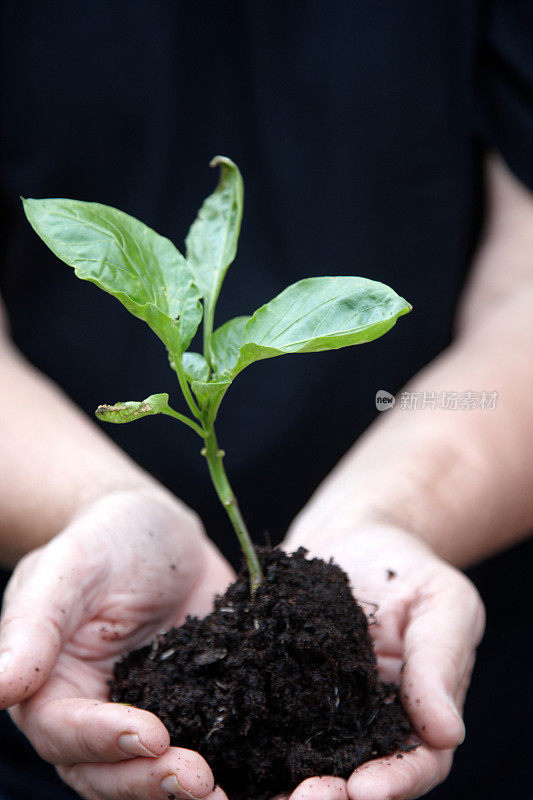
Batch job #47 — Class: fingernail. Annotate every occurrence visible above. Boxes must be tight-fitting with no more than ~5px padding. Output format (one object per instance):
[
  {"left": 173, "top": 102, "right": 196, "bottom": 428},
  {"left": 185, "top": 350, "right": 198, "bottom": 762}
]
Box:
[
  {"left": 118, "top": 733, "right": 158, "bottom": 758},
  {"left": 0, "top": 651, "right": 11, "bottom": 674},
  {"left": 160, "top": 774, "right": 203, "bottom": 799}
]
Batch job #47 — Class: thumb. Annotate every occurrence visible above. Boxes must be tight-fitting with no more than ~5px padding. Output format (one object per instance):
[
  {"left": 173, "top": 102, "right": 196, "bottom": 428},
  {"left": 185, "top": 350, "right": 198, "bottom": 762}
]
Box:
[
  {"left": 0, "top": 537, "right": 89, "bottom": 708},
  {"left": 401, "top": 568, "right": 485, "bottom": 749}
]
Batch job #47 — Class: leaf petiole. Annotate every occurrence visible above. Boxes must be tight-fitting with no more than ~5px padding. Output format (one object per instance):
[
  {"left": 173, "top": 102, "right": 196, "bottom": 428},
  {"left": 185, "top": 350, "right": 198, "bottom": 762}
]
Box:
[
  {"left": 161, "top": 406, "right": 205, "bottom": 437},
  {"left": 170, "top": 352, "right": 204, "bottom": 421},
  {"left": 202, "top": 303, "right": 215, "bottom": 371}
]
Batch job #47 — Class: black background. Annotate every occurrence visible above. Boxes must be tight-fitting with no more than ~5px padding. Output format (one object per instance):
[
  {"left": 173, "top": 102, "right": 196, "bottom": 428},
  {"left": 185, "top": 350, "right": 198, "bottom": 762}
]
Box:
[{"left": 0, "top": 2, "right": 531, "bottom": 798}]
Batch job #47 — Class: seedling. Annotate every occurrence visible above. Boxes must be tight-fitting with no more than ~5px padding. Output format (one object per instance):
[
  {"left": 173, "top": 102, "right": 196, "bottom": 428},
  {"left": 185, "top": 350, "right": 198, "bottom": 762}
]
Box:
[{"left": 23, "top": 157, "right": 411, "bottom": 593}]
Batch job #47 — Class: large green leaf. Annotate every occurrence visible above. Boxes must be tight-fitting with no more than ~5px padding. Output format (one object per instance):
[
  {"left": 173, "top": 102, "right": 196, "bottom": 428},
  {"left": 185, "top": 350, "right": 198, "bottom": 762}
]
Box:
[
  {"left": 211, "top": 316, "right": 251, "bottom": 375},
  {"left": 185, "top": 157, "right": 243, "bottom": 328},
  {"left": 234, "top": 276, "right": 411, "bottom": 373},
  {"left": 22, "top": 198, "right": 202, "bottom": 354}
]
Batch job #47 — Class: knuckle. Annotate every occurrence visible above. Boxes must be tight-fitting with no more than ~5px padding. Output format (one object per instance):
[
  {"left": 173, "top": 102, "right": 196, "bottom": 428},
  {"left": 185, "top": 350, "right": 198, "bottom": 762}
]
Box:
[
  {"left": 435, "top": 750, "right": 454, "bottom": 785},
  {"left": 447, "top": 568, "right": 486, "bottom": 644},
  {"left": 404, "top": 751, "right": 451, "bottom": 797},
  {"left": 57, "top": 765, "right": 100, "bottom": 800},
  {"left": 31, "top": 704, "right": 67, "bottom": 764},
  {"left": 73, "top": 723, "right": 106, "bottom": 764},
  {"left": 183, "top": 505, "right": 205, "bottom": 536},
  {"left": 471, "top": 590, "right": 486, "bottom": 644},
  {"left": 458, "top": 574, "right": 486, "bottom": 642},
  {"left": 31, "top": 732, "right": 64, "bottom": 765},
  {"left": 403, "top": 754, "right": 424, "bottom": 787},
  {"left": 8, "top": 706, "right": 23, "bottom": 729},
  {"left": 2, "top": 550, "right": 40, "bottom": 605}
]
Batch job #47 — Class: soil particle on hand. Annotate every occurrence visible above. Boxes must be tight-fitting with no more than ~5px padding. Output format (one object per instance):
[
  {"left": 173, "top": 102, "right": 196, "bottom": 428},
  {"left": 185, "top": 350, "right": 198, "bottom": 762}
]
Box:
[{"left": 111, "top": 548, "right": 414, "bottom": 800}]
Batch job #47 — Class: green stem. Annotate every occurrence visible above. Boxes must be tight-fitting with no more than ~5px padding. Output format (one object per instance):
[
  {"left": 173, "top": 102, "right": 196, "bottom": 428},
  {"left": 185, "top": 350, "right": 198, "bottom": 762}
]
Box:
[
  {"left": 202, "top": 425, "right": 263, "bottom": 593},
  {"left": 203, "top": 302, "right": 215, "bottom": 371},
  {"left": 172, "top": 353, "right": 203, "bottom": 421},
  {"left": 161, "top": 406, "right": 205, "bottom": 437}
]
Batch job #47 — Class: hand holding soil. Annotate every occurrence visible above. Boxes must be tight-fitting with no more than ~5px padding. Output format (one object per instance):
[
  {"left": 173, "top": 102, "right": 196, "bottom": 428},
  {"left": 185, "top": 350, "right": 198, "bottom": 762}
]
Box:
[
  {"left": 4, "top": 155, "right": 499, "bottom": 800},
  {"left": 0, "top": 487, "right": 234, "bottom": 800},
  {"left": 282, "top": 523, "right": 486, "bottom": 800}
]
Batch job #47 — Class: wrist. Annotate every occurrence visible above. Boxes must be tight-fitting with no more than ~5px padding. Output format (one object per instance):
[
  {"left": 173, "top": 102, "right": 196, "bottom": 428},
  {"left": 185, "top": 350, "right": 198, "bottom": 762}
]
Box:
[{"left": 3, "top": 472, "right": 199, "bottom": 569}]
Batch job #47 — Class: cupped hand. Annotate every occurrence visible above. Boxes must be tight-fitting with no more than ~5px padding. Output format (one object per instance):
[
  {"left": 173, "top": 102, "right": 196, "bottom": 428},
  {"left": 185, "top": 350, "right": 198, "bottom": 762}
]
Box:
[
  {"left": 0, "top": 486, "right": 235, "bottom": 800},
  {"left": 281, "top": 523, "right": 485, "bottom": 800}
]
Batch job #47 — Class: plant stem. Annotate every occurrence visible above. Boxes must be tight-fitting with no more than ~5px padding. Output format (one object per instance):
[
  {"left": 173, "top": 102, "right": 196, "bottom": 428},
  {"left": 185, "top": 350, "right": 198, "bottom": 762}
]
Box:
[
  {"left": 171, "top": 349, "right": 262, "bottom": 593},
  {"left": 171, "top": 353, "right": 203, "bottom": 421},
  {"left": 203, "top": 302, "right": 215, "bottom": 371},
  {"left": 161, "top": 406, "right": 205, "bottom": 437},
  {"left": 202, "top": 425, "right": 263, "bottom": 593}
]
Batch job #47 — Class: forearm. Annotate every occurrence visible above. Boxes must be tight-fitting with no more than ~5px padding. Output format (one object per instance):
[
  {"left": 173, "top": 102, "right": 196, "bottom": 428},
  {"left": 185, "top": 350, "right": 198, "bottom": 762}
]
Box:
[
  {"left": 0, "top": 335, "right": 159, "bottom": 567},
  {"left": 289, "top": 317, "right": 532, "bottom": 567},
  {"left": 288, "top": 157, "right": 533, "bottom": 568}
]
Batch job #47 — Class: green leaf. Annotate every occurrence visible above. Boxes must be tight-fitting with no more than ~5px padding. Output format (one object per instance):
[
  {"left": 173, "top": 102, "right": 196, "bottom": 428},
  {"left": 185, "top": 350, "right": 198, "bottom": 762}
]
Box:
[
  {"left": 185, "top": 156, "right": 243, "bottom": 329},
  {"left": 235, "top": 276, "right": 411, "bottom": 373},
  {"left": 211, "top": 316, "right": 250, "bottom": 375},
  {"left": 95, "top": 393, "right": 170, "bottom": 423},
  {"left": 22, "top": 198, "right": 202, "bottom": 354},
  {"left": 191, "top": 377, "right": 232, "bottom": 424},
  {"left": 182, "top": 352, "right": 210, "bottom": 383}
]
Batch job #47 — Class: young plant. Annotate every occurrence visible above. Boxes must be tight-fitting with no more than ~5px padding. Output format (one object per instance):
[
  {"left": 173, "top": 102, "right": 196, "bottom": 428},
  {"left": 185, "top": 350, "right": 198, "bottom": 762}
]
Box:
[{"left": 22, "top": 157, "right": 411, "bottom": 594}]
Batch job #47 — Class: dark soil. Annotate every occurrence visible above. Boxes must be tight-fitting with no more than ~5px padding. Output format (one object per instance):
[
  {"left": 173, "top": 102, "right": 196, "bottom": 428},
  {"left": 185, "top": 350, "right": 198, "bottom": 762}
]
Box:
[{"left": 111, "top": 548, "right": 414, "bottom": 800}]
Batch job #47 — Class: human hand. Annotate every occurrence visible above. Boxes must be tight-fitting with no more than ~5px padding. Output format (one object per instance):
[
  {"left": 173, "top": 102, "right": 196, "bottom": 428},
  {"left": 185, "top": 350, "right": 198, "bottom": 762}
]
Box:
[
  {"left": 0, "top": 486, "right": 235, "bottom": 800},
  {"left": 281, "top": 523, "right": 485, "bottom": 800}
]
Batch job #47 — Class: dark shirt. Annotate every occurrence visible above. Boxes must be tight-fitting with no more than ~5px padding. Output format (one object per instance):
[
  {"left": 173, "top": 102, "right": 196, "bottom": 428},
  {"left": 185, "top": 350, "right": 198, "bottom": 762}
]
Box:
[{"left": 0, "top": 2, "right": 532, "bottom": 798}]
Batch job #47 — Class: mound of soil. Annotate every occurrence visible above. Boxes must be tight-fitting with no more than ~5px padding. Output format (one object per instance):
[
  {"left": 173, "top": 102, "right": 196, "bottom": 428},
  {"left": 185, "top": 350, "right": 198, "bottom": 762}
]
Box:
[{"left": 110, "top": 548, "right": 413, "bottom": 800}]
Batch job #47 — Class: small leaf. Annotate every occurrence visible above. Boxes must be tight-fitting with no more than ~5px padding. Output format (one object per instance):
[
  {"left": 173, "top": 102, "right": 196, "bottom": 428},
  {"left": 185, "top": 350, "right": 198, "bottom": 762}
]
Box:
[
  {"left": 211, "top": 316, "right": 250, "bottom": 375},
  {"left": 234, "top": 276, "right": 411, "bottom": 373},
  {"left": 185, "top": 157, "right": 243, "bottom": 327},
  {"left": 22, "top": 198, "right": 202, "bottom": 354},
  {"left": 191, "top": 377, "right": 232, "bottom": 424},
  {"left": 182, "top": 352, "right": 210, "bottom": 383},
  {"left": 95, "top": 393, "right": 170, "bottom": 424}
]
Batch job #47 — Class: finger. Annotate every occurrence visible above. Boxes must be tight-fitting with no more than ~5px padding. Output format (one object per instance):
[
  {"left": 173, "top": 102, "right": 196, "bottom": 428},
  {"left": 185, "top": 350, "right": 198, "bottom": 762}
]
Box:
[
  {"left": 0, "top": 539, "right": 91, "bottom": 708},
  {"left": 455, "top": 652, "right": 476, "bottom": 714},
  {"left": 289, "top": 776, "right": 348, "bottom": 800},
  {"left": 179, "top": 539, "right": 236, "bottom": 620},
  {"left": 15, "top": 698, "right": 169, "bottom": 765},
  {"left": 58, "top": 747, "right": 215, "bottom": 800},
  {"left": 205, "top": 788, "right": 229, "bottom": 800},
  {"left": 376, "top": 654, "right": 404, "bottom": 684},
  {"left": 401, "top": 570, "right": 484, "bottom": 749},
  {"left": 347, "top": 746, "right": 453, "bottom": 800}
]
